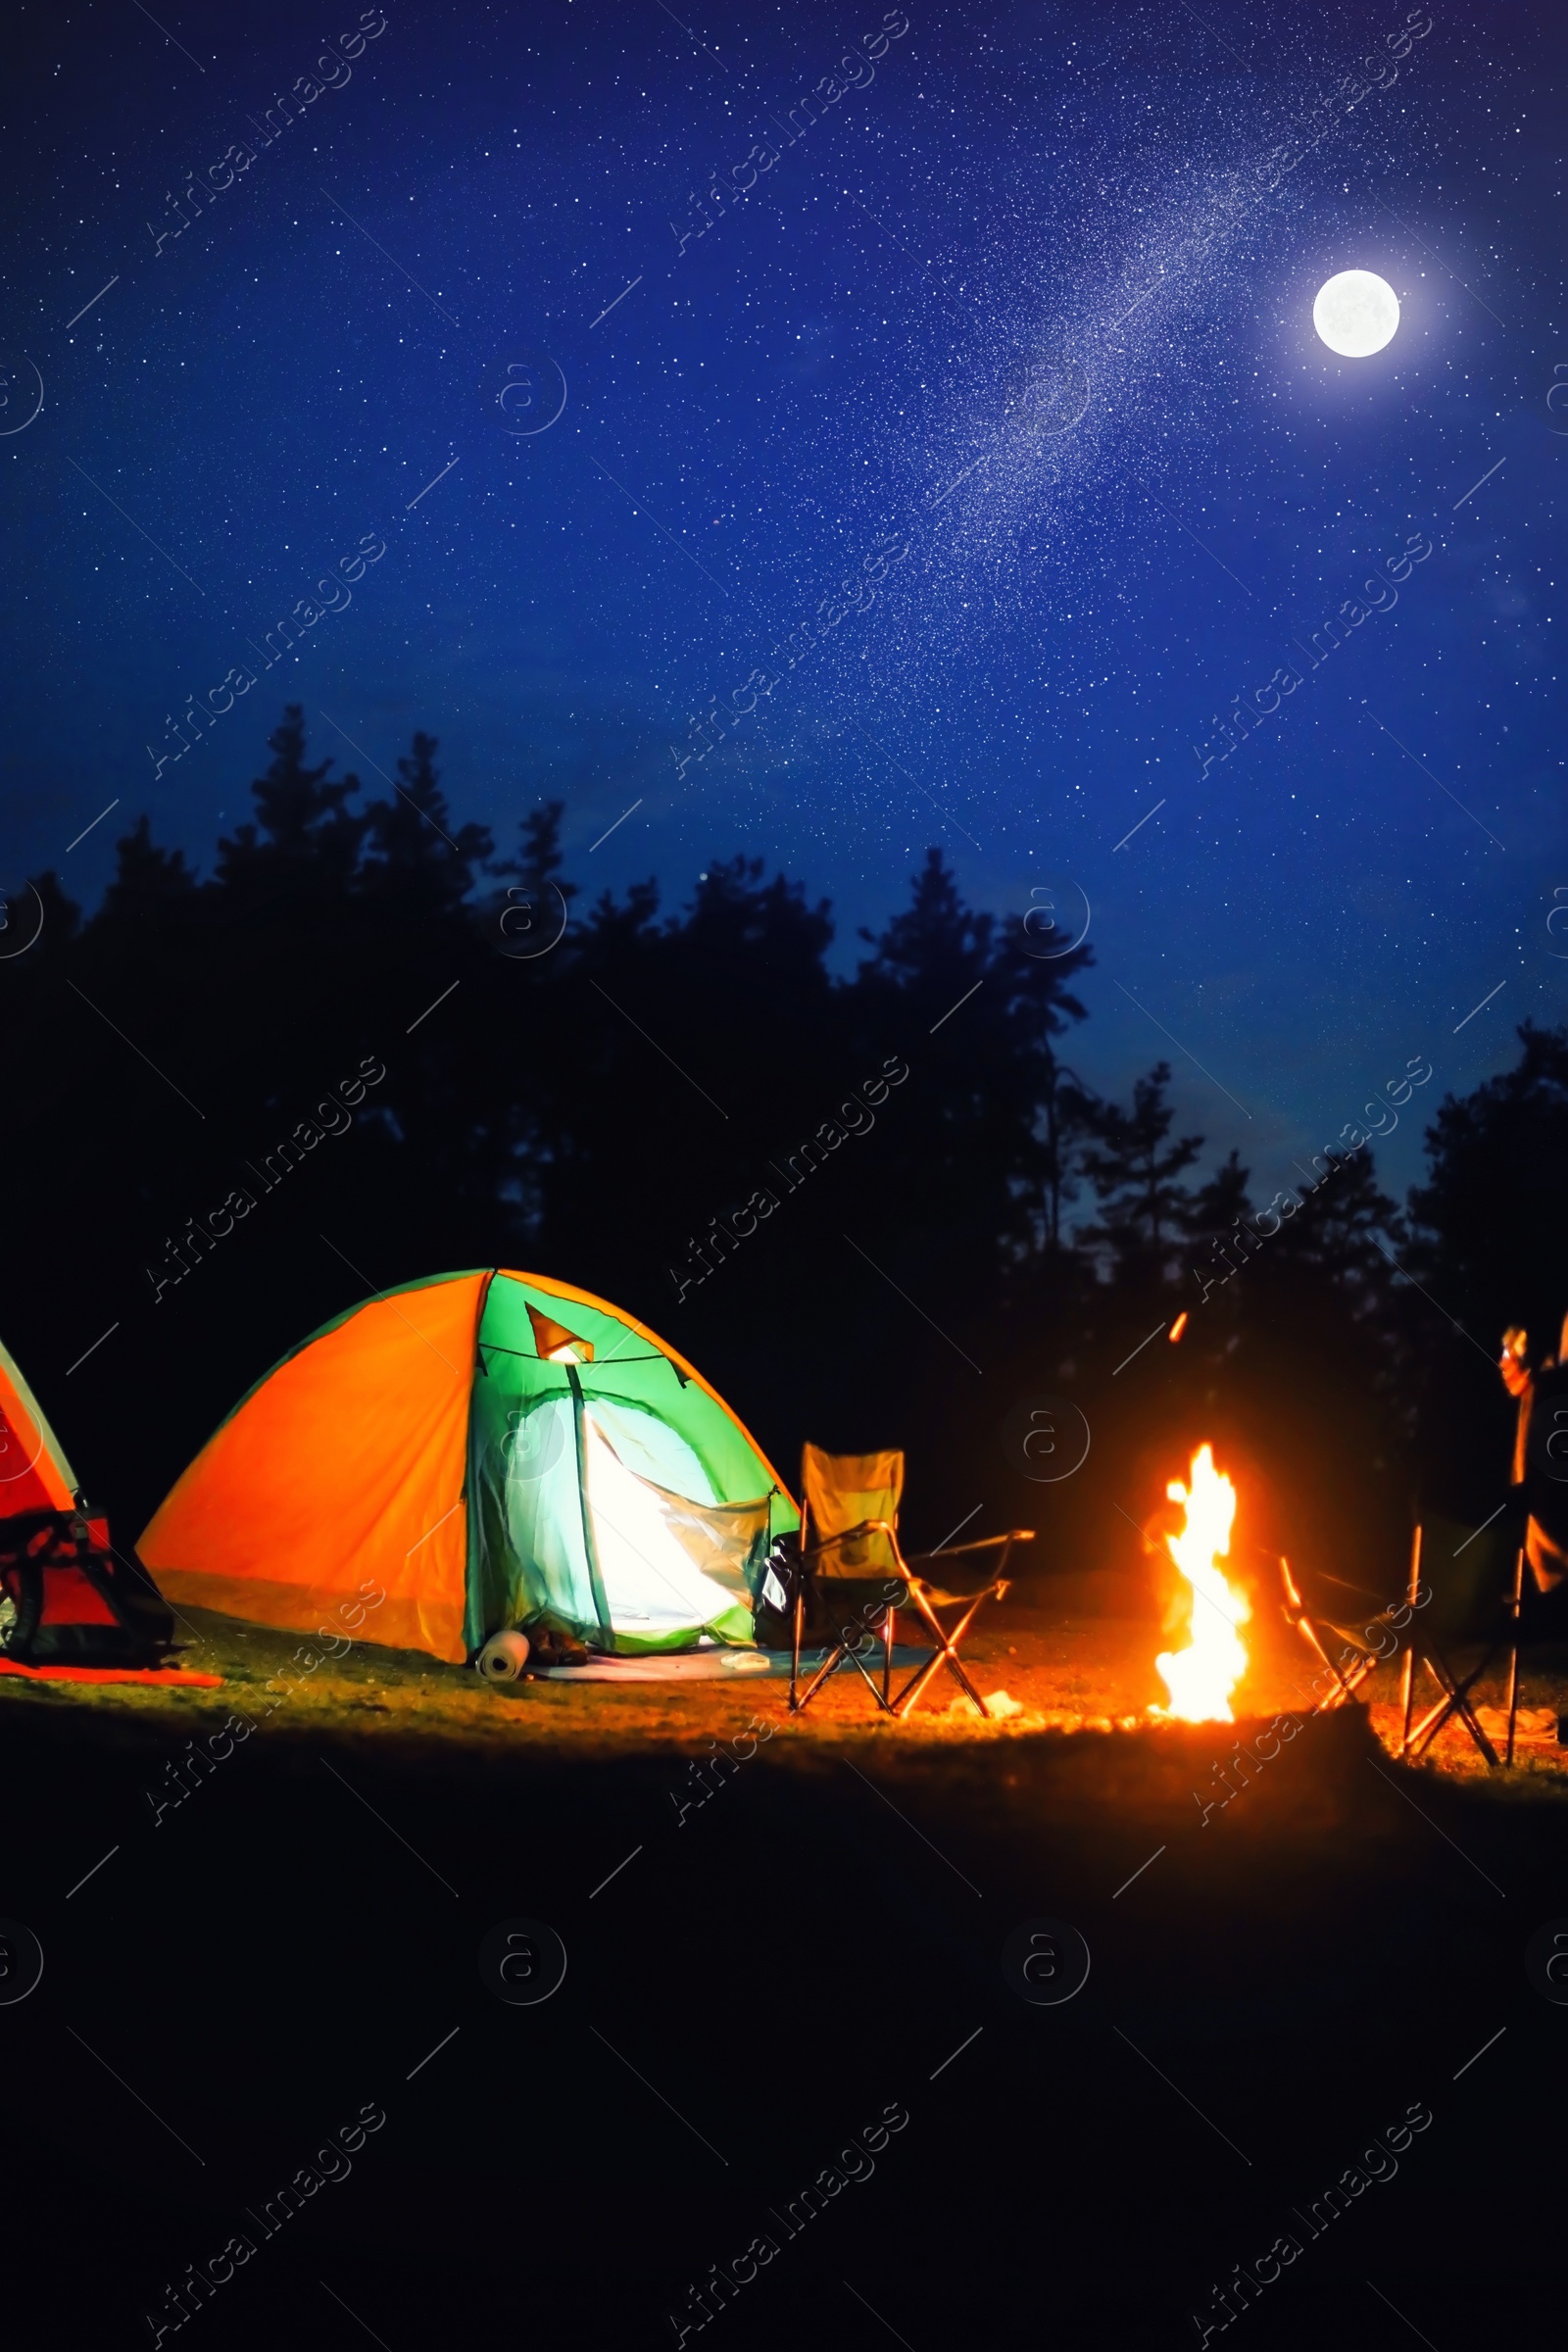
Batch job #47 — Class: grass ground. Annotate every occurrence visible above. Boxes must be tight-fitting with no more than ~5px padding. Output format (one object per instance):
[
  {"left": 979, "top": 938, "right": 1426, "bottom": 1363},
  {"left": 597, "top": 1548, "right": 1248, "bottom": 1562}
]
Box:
[{"left": 9, "top": 1580, "right": 1564, "bottom": 1788}]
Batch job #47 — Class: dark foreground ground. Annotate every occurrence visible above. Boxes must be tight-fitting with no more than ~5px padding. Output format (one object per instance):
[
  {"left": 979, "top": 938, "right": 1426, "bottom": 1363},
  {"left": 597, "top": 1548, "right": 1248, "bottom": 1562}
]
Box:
[{"left": 3, "top": 1589, "right": 1566, "bottom": 2352}]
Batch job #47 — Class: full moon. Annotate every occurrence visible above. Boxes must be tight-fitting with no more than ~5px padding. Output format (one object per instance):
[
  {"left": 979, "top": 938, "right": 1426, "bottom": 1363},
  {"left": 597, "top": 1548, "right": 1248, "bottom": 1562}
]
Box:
[{"left": 1312, "top": 270, "right": 1400, "bottom": 358}]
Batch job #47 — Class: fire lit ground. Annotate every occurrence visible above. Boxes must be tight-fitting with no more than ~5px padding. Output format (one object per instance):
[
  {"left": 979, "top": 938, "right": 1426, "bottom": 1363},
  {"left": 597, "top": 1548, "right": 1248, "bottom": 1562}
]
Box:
[{"left": 12, "top": 1578, "right": 1564, "bottom": 1772}]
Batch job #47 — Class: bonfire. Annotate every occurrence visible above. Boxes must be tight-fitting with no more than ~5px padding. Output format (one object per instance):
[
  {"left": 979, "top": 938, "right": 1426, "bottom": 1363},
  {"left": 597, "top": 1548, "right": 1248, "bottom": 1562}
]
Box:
[{"left": 1152, "top": 1444, "right": 1250, "bottom": 1724}]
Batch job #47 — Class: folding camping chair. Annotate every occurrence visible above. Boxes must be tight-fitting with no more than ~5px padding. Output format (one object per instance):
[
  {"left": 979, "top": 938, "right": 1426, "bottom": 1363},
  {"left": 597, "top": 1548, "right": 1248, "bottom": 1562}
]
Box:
[
  {"left": 1396, "top": 1520, "right": 1526, "bottom": 1768},
  {"left": 788, "top": 1445, "right": 1034, "bottom": 1720},
  {"left": 1276, "top": 1522, "right": 1523, "bottom": 1768}
]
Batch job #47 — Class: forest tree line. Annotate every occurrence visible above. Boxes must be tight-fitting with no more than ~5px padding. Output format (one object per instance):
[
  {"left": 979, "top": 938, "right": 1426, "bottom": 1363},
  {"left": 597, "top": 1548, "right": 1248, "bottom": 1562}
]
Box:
[{"left": 8, "top": 707, "right": 1566, "bottom": 1596}]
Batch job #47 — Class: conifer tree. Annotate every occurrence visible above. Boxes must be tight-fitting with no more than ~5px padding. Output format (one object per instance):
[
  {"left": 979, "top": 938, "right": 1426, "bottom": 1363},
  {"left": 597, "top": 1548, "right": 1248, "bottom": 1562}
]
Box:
[{"left": 1079, "top": 1062, "right": 1203, "bottom": 1279}]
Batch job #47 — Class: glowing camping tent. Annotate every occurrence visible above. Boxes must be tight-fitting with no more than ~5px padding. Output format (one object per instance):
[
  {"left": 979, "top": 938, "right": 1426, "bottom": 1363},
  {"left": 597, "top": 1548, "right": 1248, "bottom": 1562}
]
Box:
[{"left": 139, "top": 1269, "right": 797, "bottom": 1664}]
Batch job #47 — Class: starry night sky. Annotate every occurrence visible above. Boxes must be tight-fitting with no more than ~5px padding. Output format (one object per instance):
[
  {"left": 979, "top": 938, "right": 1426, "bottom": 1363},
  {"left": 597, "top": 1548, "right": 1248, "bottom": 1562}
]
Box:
[{"left": 4, "top": 0, "right": 1564, "bottom": 1203}]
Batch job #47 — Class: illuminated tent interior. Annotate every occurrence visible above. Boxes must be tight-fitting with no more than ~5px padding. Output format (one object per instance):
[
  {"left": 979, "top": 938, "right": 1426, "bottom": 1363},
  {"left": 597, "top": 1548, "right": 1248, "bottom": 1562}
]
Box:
[{"left": 139, "top": 1269, "right": 797, "bottom": 1664}]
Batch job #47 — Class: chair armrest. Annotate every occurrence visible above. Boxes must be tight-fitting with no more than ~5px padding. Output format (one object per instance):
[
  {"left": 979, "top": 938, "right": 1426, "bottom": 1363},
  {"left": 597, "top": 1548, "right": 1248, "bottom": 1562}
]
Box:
[
  {"left": 802, "top": 1518, "right": 898, "bottom": 1561},
  {"left": 906, "top": 1530, "right": 1034, "bottom": 1567}
]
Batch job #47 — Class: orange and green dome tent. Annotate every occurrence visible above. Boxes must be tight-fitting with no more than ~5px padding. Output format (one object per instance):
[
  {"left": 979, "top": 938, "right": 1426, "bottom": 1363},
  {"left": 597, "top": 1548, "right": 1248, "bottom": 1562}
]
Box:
[{"left": 139, "top": 1269, "right": 798, "bottom": 1665}]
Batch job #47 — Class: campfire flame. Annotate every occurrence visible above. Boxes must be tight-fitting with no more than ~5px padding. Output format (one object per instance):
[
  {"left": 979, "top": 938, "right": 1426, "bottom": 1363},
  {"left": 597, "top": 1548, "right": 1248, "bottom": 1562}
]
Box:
[{"left": 1152, "top": 1444, "right": 1249, "bottom": 1723}]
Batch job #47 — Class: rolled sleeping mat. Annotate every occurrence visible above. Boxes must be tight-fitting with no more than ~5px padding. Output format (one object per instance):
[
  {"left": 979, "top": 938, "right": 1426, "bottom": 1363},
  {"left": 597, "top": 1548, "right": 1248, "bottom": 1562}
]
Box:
[{"left": 476, "top": 1630, "right": 531, "bottom": 1682}]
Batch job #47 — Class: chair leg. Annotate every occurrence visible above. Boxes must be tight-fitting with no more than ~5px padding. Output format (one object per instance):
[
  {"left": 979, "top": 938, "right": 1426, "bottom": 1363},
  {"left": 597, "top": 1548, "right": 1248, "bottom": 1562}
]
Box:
[
  {"left": 936, "top": 1647, "right": 991, "bottom": 1718},
  {"left": 794, "top": 1642, "right": 848, "bottom": 1711},
  {"left": 1398, "top": 1527, "right": 1422, "bottom": 1755},
  {"left": 1397, "top": 1640, "right": 1417, "bottom": 1756},
  {"left": 1296, "top": 1614, "right": 1358, "bottom": 1709},
  {"left": 891, "top": 1644, "right": 956, "bottom": 1721},
  {"left": 790, "top": 1576, "right": 804, "bottom": 1714},
  {"left": 883, "top": 1605, "right": 893, "bottom": 1708},
  {"left": 1407, "top": 1689, "right": 1465, "bottom": 1760},
  {"left": 793, "top": 1635, "right": 893, "bottom": 1715},
  {"left": 1409, "top": 1694, "right": 1499, "bottom": 1769},
  {"left": 1443, "top": 1654, "right": 1500, "bottom": 1762},
  {"left": 1505, "top": 1545, "right": 1525, "bottom": 1767},
  {"left": 1407, "top": 1647, "right": 1500, "bottom": 1767},
  {"left": 891, "top": 1589, "right": 993, "bottom": 1720},
  {"left": 890, "top": 1586, "right": 960, "bottom": 1719},
  {"left": 1336, "top": 1654, "right": 1378, "bottom": 1702},
  {"left": 841, "top": 1630, "right": 894, "bottom": 1713}
]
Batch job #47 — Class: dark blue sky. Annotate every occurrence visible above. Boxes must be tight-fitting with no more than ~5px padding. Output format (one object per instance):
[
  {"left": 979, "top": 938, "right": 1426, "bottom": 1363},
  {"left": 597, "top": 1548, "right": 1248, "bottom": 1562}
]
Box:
[{"left": 4, "top": 0, "right": 1563, "bottom": 1200}]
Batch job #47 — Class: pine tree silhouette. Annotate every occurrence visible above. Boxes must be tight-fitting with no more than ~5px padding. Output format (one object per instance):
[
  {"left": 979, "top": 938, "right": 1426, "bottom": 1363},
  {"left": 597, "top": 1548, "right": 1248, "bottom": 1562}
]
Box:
[
  {"left": 360, "top": 730, "right": 491, "bottom": 923},
  {"left": 217, "top": 706, "right": 364, "bottom": 905},
  {"left": 1079, "top": 1062, "right": 1203, "bottom": 1280}
]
